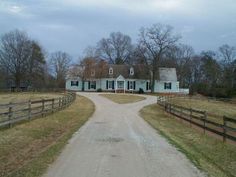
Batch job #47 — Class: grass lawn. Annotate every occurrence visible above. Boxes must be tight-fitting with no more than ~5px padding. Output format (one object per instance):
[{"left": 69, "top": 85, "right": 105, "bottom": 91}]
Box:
[
  {"left": 100, "top": 93, "right": 146, "bottom": 104},
  {"left": 168, "top": 97, "right": 236, "bottom": 123},
  {"left": 140, "top": 104, "right": 236, "bottom": 177},
  {"left": 0, "top": 95, "right": 95, "bottom": 177},
  {"left": 0, "top": 92, "right": 63, "bottom": 104}
]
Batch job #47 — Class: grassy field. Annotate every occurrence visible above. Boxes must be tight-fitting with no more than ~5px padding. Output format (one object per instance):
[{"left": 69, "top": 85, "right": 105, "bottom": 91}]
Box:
[
  {"left": 0, "top": 92, "right": 63, "bottom": 104},
  {"left": 166, "top": 97, "right": 236, "bottom": 125},
  {"left": 140, "top": 104, "right": 236, "bottom": 177},
  {"left": 100, "top": 93, "right": 146, "bottom": 104},
  {"left": 0, "top": 95, "right": 95, "bottom": 177}
]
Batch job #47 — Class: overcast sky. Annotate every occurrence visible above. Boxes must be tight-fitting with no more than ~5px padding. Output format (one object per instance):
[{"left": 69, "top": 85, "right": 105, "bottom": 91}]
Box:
[{"left": 1, "top": 0, "right": 236, "bottom": 60}]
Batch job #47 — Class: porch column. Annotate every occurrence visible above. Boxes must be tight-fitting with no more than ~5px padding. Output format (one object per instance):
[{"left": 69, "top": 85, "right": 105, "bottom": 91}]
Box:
[
  {"left": 115, "top": 80, "right": 117, "bottom": 93},
  {"left": 124, "top": 80, "right": 125, "bottom": 93}
]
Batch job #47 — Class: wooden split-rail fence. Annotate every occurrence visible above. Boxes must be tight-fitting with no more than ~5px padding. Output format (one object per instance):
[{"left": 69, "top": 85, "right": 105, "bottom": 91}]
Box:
[
  {"left": 0, "top": 92, "right": 76, "bottom": 129},
  {"left": 157, "top": 96, "right": 236, "bottom": 142}
]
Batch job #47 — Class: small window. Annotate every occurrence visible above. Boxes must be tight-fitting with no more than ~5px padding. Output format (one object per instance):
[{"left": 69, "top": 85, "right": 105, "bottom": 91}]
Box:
[
  {"left": 129, "top": 81, "right": 134, "bottom": 90},
  {"left": 91, "top": 70, "right": 95, "bottom": 76},
  {"left": 90, "top": 81, "right": 96, "bottom": 89},
  {"left": 71, "top": 81, "right": 79, "bottom": 86},
  {"left": 108, "top": 81, "right": 113, "bottom": 89},
  {"left": 164, "top": 82, "right": 172, "bottom": 90},
  {"left": 128, "top": 81, "right": 136, "bottom": 90},
  {"left": 130, "top": 67, "right": 134, "bottom": 76},
  {"left": 109, "top": 67, "right": 113, "bottom": 75}
]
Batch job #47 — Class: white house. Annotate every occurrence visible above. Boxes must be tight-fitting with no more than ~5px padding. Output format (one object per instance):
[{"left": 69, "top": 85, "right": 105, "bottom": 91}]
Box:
[{"left": 66, "top": 64, "right": 185, "bottom": 93}]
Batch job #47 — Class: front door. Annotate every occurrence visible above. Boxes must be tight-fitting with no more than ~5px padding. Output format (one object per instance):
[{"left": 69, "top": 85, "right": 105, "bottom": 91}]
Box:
[{"left": 117, "top": 81, "right": 124, "bottom": 89}]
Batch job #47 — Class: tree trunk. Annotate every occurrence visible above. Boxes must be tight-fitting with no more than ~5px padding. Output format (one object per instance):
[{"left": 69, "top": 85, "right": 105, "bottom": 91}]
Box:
[
  {"left": 151, "top": 69, "right": 156, "bottom": 93},
  {"left": 15, "top": 74, "right": 21, "bottom": 89}
]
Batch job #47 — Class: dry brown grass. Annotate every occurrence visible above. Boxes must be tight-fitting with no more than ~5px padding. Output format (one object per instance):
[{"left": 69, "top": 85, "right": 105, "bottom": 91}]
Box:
[
  {"left": 168, "top": 97, "right": 236, "bottom": 123},
  {"left": 100, "top": 93, "right": 146, "bottom": 104},
  {"left": 0, "top": 92, "right": 63, "bottom": 104},
  {"left": 140, "top": 104, "right": 236, "bottom": 177},
  {"left": 0, "top": 95, "right": 95, "bottom": 177}
]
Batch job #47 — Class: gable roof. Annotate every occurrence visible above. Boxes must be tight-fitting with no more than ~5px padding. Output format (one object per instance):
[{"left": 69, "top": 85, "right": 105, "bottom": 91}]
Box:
[{"left": 159, "top": 68, "right": 177, "bottom": 81}]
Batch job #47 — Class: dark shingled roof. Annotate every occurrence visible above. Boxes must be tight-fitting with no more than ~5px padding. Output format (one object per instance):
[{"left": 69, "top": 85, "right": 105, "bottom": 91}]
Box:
[
  {"left": 103, "top": 64, "right": 150, "bottom": 79},
  {"left": 68, "top": 63, "right": 177, "bottom": 81}
]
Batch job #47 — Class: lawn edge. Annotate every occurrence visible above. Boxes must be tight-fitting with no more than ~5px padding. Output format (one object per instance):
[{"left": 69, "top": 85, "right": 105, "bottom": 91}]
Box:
[
  {"left": 140, "top": 104, "right": 235, "bottom": 177},
  {"left": 6, "top": 95, "right": 95, "bottom": 177}
]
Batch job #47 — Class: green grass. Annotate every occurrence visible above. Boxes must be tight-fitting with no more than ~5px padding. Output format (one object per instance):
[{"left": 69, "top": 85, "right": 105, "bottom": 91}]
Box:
[
  {"left": 100, "top": 93, "right": 146, "bottom": 104},
  {"left": 140, "top": 104, "right": 236, "bottom": 177},
  {"left": 0, "top": 95, "right": 95, "bottom": 177}
]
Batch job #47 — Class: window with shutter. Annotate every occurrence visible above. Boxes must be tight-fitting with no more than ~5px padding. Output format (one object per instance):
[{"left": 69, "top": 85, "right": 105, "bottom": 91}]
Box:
[
  {"left": 71, "top": 81, "right": 79, "bottom": 86},
  {"left": 107, "top": 81, "right": 114, "bottom": 89},
  {"left": 90, "top": 81, "right": 96, "bottom": 89},
  {"left": 164, "top": 82, "right": 172, "bottom": 90}
]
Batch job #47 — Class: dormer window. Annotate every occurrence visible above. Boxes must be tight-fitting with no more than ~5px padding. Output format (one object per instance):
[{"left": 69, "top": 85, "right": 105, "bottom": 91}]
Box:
[
  {"left": 130, "top": 67, "right": 134, "bottom": 76},
  {"left": 109, "top": 67, "right": 113, "bottom": 75},
  {"left": 91, "top": 69, "right": 95, "bottom": 76}
]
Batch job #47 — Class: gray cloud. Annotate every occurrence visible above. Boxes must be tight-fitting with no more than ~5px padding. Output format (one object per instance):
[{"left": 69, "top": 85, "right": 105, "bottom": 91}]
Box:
[{"left": 0, "top": 0, "right": 236, "bottom": 60}]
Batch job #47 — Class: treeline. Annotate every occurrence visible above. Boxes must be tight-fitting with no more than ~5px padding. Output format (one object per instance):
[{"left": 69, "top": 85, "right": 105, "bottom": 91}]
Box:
[
  {"left": 79, "top": 24, "right": 236, "bottom": 97},
  {"left": 0, "top": 24, "right": 236, "bottom": 97},
  {"left": 0, "top": 29, "right": 71, "bottom": 90}
]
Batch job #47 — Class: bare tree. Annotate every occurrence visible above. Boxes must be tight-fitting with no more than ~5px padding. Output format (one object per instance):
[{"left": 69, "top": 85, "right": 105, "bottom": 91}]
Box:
[
  {"left": 27, "top": 41, "right": 46, "bottom": 88},
  {"left": 83, "top": 46, "right": 99, "bottom": 59},
  {"left": 219, "top": 44, "right": 236, "bottom": 63},
  {"left": 173, "top": 44, "right": 195, "bottom": 87},
  {"left": 219, "top": 44, "right": 236, "bottom": 89},
  {"left": 0, "top": 29, "right": 46, "bottom": 89},
  {"left": 97, "top": 32, "right": 133, "bottom": 64},
  {"left": 50, "top": 51, "right": 71, "bottom": 88},
  {"left": 138, "top": 23, "right": 181, "bottom": 92}
]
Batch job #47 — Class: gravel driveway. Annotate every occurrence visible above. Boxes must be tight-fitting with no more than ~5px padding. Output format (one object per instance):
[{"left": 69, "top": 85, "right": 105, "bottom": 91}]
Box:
[{"left": 43, "top": 93, "right": 204, "bottom": 177}]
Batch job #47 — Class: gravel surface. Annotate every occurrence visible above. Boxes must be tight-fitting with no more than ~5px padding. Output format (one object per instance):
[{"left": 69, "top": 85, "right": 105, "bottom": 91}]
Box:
[{"left": 43, "top": 93, "right": 204, "bottom": 177}]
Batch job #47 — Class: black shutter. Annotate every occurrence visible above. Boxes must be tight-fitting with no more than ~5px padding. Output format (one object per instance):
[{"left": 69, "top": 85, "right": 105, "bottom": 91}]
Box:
[
  {"left": 106, "top": 80, "right": 108, "bottom": 89},
  {"left": 112, "top": 81, "right": 114, "bottom": 89},
  {"left": 127, "top": 81, "right": 130, "bottom": 90},
  {"left": 94, "top": 81, "right": 96, "bottom": 89},
  {"left": 146, "top": 82, "right": 148, "bottom": 91},
  {"left": 133, "top": 81, "right": 136, "bottom": 90},
  {"left": 88, "top": 81, "right": 91, "bottom": 89}
]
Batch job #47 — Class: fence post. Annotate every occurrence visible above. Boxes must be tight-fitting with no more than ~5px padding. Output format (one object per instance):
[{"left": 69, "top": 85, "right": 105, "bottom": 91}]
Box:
[
  {"left": 190, "top": 108, "right": 192, "bottom": 126},
  {"left": 42, "top": 99, "right": 45, "bottom": 117},
  {"left": 180, "top": 106, "right": 183, "bottom": 117},
  {"left": 8, "top": 102, "right": 13, "bottom": 128},
  {"left": 203, "top": 111, "right": 207, "bottom": 134},
  {"left": 223, "top": 116, "right": 226, "bottom": 142},
  {"left": 28, "top": 100, "right": 31, "bottom": 120},
  {"left": 52, "top": 99, "right": 54, "bottom": 113},
  {"left": 59, "top": 97, "right": 61, "bottom": 109},
  {"left": 62, "top": 97, "right": 65, "bottom": 108}
]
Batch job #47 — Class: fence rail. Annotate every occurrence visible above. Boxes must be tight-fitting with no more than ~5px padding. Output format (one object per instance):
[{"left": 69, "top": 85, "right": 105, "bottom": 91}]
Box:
[
  {"left": 163, "top": 94, "right": 236, "bottom": 104},
  {"left": 157, "top": 96, "right": 236, "bottom": 142},
  {"left": 0, "top": 92, "right": 76, "bottom": 128}
]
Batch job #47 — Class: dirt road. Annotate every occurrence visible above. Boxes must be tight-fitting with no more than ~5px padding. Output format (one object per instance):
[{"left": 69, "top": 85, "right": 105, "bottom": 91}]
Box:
[{"left": 43, "top": 93, "right": 204, "bottom": 177}]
